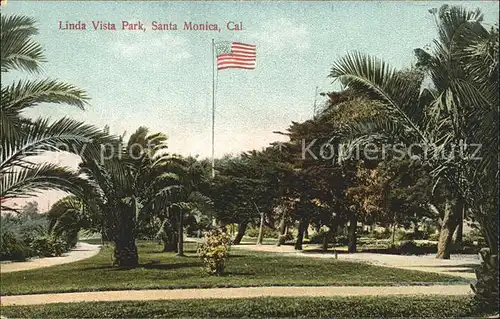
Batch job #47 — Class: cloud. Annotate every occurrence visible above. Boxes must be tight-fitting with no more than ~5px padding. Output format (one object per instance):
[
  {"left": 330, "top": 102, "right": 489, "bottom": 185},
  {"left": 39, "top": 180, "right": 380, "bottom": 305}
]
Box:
[{"left": 250, "top": 18, "right": 310, "bottom": 53}]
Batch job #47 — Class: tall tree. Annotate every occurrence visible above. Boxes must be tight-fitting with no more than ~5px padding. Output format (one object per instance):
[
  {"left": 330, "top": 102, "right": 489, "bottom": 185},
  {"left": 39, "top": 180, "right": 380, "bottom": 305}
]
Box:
[
  {"left": 329, "top": 4, "right": 498, "bottom": 305},
  {"left": 78, "top": 128, "right": 171, "bottom": 266}
]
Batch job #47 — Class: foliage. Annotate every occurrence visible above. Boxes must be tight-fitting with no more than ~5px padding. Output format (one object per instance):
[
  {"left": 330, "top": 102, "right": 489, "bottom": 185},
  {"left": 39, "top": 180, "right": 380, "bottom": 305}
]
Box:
[
  {"left": 309, "top": 231, "right": 348, "bottom": 245},
  {"left": 470, "top": 249, "right": 499, "bottom": 312},
  {"left": 29, "top": 232, "right": 67, "bottom": 257},
  {"left": 246, "top": 226, "right": 279, "bottom": 239},
  {"left": 328, "top": 3, "right": 498, "bottom": 301},
  {"left": 0, "top": 15, "right": 113, "bottom": 209},
  {"left": 463, "top": 228, "right": 487, "bottom": 247},
  {"left": 0, "top": 202, "right": 76, "bottom": 260},
  {"left": 77, "top": 127, "right": 175, "bottom": 266},
  {"left": 369, "top": 228, "right": 391, "bottom": 239},
  {"left": 0, "top": 296, "right": 488, "bottom": 318},
  {"left": 0, "top": 230, "right": 33, "bottom": 261},
  {"left": 198, "top": 228, "right": 231, "bottom": 275},
  {"left": 212, "top": 153, "right": 279, "bottom": 227},
  {"left": 47, "top": 196, "right": 96, "bottom": 249}
]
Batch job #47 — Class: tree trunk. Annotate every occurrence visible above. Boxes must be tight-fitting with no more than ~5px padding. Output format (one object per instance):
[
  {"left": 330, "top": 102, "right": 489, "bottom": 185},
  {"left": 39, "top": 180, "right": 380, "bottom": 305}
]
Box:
[
  {"left": 113, "top": 237, "right": 138, "bottom": 267},
  {"left": 322, "top": 230, "right": 330, "bottom": 253},
  {"left": 391, "top": 223, "right": 396, "bottom": 247},
  {"left": 295, "top": 219, "right": 308, "bottom": 250},
  {"left": 436, "top": 199, "right": 462, "bottom": 259},
  {"left": 113, "top": 206, "right": 138, "bottom": 267},
  {"left": 413, "top": 221, "right": 419, "bottom": 234},
  {"left": 177, "top": 209, "right": 184, "bottom": 256},
  {"left": 347, "top": 213, "right": 357, "bottom": 253},
  {"left": 453, "top": 203, "right": 464, "bottom": 245},
  {"left": 276, "top": 212, "right": 287, "bottom": 247},
  {"left": 162, "top": 218, "right": 177, "bottom": 252},
  {"left": 233, "top": 222, "right": 248, "bottom": 245},
  {"left": 254, "top": 200, "right": 265, "bottom": 245}
]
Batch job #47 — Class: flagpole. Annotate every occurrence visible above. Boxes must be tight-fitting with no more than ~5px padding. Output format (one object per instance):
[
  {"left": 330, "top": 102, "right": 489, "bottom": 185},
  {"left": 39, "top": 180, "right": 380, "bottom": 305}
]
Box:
[{"left": 211, "top": 38, "right": 215, "bottom": 179}]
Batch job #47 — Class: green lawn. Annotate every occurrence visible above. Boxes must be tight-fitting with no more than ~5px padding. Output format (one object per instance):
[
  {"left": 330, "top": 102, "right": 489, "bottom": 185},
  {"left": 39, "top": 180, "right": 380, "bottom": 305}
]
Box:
[
  {"left": 0, "top": 296, "right": 487, "bottom": 318},
  {"left": 0, "top": 241, "right": 466, "bottom": 296}
]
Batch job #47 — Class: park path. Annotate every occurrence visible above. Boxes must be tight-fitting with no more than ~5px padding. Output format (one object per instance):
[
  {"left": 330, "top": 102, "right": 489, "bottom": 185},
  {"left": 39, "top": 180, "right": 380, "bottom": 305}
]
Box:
[
  {"left": 0, "top": 242, "right": 101, "bottom": 273},
  {"left": 0, "top": 285, "right": 472, "bottom": 306},
  {"left": 234, "top": 244, "right": 480, "bottom": 280}
]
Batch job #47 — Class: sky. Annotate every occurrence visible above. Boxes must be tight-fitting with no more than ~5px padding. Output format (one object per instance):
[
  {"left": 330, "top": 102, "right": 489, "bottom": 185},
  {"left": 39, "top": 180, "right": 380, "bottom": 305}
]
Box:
[{"left": 3, "top": 0, "right": 499, "bottom": 211}]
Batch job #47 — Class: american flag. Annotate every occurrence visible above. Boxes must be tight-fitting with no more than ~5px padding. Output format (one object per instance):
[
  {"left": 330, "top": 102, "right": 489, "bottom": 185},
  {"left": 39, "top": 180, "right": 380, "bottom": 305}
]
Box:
[{"left": 216, "top": 42, "right": 256, "bottom": 71}]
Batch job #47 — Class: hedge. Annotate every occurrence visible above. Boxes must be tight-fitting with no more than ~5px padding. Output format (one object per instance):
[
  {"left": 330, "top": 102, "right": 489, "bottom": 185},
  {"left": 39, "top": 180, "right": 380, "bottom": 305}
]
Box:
[{"left": 0, "top": 295, "right": 490, "bottom": 318}]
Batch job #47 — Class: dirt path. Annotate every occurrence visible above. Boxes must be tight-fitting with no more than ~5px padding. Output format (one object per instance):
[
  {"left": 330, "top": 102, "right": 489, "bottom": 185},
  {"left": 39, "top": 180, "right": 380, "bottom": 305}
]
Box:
[
  {"left": 0, "top": 285, "right": 472, "bottom": 306},
  {"left": 0, "top": 243, "right": 101, "bottom": 273},
  {"left": 235, "top": 244, "right": 479, "bottom": 280}
]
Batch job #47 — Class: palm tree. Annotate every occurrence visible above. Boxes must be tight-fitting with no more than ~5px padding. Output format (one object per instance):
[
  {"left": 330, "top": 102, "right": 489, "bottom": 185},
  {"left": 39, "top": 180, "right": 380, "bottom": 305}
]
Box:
[
  {"left": 78, "top": 127, "right": 172, "bottom": 266},
  {"left": 329, "top": 4, "right": 498, "bottom": 306},
  {"left": 155, "top": 156, "right": 211, "bottom": 256},
  {"left": 47, "top": 196, "right": 100, "bottom": 248},
  {"left": 1, "top": 15, "right": 111, "bottom": 210}
]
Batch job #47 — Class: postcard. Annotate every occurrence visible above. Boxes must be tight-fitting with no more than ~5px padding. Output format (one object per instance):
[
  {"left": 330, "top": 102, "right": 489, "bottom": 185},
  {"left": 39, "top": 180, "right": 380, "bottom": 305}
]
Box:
[{"left": 1, "top": 1, "right": 499, "bottom": 317}]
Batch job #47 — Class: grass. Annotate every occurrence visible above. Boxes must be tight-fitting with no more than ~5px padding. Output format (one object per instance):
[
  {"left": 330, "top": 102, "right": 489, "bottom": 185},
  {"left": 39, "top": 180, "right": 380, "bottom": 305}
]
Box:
[
  {"left": 0, "top": 296, "right": 487, "bottom": 318},
  {"left": 0, "top": 241, "right": 466, "bottom": 296}
]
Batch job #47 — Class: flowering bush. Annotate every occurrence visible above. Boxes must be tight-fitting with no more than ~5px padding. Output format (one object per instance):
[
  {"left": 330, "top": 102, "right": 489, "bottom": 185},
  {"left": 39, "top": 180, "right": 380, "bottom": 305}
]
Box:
[{"left": 198, "top": 228, "right": 231, "bottom": 275}]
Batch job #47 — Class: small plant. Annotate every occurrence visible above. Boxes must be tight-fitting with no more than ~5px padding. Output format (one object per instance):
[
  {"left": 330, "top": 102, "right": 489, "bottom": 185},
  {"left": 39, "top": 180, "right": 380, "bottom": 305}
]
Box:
[{"left": 198, "top": 228, "right": 231, "bottom": 275}]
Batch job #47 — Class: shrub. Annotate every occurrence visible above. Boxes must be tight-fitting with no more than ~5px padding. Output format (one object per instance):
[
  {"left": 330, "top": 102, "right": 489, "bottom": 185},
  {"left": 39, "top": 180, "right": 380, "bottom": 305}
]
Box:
[
  {"left": 427, "top": 232, "right": 440, "bottom": 241},
  {"left": 397, "top": 240, "right": 419, "bottom": 255},
  {"left": 309, "top": 232, "right": 348, "bottom": 245},
  {"left": 463, "top": 228, "right": 486, "bottom": 246},
  {"left": 30, "top": 234, "right": 67, "bottom": 257},
  {"left": 359, "top": 238, "right": 390, "bottom": 249},
  {"left": 245, "top": 226, "right": 279, "bottom": 239},
  {"left": 370, "top": 228, "right": 391, "bottom": 239},
  {"left": 396, "top": 240, "right": 437, "bottom": 255},
  {"left": 198, "top": 228, "right": 231, "bottom": 275},
  {"left": 0, "top": 231, "right": 33, "bottom": 261},
  {"left": 1, "top": 212, "right": 73, "bottom": 261}
]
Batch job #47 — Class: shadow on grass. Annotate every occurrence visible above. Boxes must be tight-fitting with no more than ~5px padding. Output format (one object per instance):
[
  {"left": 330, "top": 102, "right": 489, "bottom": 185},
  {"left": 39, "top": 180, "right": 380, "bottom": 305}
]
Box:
[
  {"left": 301, "top": 249, "right": 352, "bottom": 255},
  {"left": 141, "top": 262, "right": 201, "bottom": 270},
  {"left": 84, "top": 262, "right": 201, "bottom": 271},
  {"left": 219, "top": 271, "right": 256, "bottom": 276},
  {"left": 431, "top": 264, "right": 479, "bottom": 268},
  {"left": 446, "top": 268, "right": 475, "bottom": 273}
]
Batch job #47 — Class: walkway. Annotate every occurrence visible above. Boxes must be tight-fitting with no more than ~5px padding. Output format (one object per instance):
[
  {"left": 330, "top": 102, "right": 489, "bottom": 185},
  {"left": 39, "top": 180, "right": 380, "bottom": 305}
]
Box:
[
  {"left": 0, "top": 243, "right": 101, "bottom": 273},
  {"left": 0, "top": 285, "right": 472, "bottom": 306},
  {"left": 235, "top": 244, "right": 480, "bottom": 280}
]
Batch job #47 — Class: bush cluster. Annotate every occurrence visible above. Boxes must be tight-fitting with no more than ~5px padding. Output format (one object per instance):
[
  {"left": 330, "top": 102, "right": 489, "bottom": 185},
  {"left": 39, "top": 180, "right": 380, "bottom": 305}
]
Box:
[
  {"left": 1, "top": 213, "right": 75, "bottom": 261},
  {"left": 198, "top": 228, "right": 231, "bottom": 275},
  {"left": 309, "top": 232, "right": 348, "bottom": 245},
  {"left": 30, "top": 234, "right": 68, "bottom": 257},
  {"left": 463, "top": 228, "right": 486, "bottom": 246},
  {"left": 396, "top": 240, "right": 437, "bottom": 255},
  {"left": 369, "top": 228, "right": 392, "bottom": 239},
  {"left": 0, "top": 231, "right": 34, "bottom": 261},
  {"left": 245, "top": 226, "right": 279, "bottom": 239}
]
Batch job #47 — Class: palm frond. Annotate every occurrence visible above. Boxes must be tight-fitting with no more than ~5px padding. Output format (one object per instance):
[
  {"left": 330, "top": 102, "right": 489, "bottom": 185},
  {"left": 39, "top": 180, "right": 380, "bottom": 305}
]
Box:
[
  {"left": 329, "top": 51, "right": 426, "bottom": 142},
  {"left": 2, "top": 79, "right": 89, "bottom": 113},
  {"left": 0, "top": 163, "right": 88, "bottom": 201},
  {"left": 1, "top": 117, "right": 112, "bottom": 172},
  {"left": 0, "top": 15, "right": 45, "bottom": 73}
]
